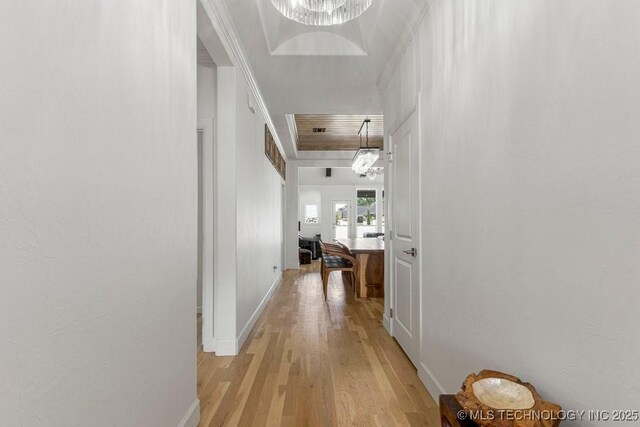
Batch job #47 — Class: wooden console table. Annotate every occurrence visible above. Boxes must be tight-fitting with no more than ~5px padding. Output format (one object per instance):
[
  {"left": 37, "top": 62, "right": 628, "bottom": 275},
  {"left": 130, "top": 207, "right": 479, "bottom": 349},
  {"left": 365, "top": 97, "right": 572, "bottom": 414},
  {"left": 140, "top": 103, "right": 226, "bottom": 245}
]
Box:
[
  {"left": 440, "top": 395, "right": 477, "bottom": 427},
  {"left": 439, "top": 394, "right": 561, "bottom": 427},
  {"left": 336, "top": 237, "right": 384, "bottom": 298}
]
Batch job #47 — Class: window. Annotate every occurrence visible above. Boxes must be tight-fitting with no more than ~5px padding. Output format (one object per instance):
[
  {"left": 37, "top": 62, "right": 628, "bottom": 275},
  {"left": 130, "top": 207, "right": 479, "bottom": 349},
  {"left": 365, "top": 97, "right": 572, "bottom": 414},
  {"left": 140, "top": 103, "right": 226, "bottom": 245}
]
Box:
[
  {"left": 304, "top": 205, "right": 319, "bottom": 224},
  {"left": 356, "top": 189, "right": 377, "bottom": 237}
]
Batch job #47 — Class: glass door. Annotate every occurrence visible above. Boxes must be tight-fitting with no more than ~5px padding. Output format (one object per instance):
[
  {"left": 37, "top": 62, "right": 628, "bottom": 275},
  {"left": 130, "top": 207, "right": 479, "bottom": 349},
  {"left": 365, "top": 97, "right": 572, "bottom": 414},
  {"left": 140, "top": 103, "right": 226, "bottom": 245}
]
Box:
[{"left": 332, "top": 201, "right": 350, "bottom": 240}]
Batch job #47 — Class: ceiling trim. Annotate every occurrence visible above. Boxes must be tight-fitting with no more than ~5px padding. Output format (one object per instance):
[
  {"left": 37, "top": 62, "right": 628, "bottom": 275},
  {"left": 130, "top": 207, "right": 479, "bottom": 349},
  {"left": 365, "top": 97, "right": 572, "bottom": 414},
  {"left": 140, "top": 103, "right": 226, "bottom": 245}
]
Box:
[
  {"left": 285, "top": 114, "right": 299, "bottom": 159},
  {"left": 377, "top": 0, "right": 432, "bottom": 93},
  {"left": 201, "top": 0, "right": 287, "bottom": 159}
]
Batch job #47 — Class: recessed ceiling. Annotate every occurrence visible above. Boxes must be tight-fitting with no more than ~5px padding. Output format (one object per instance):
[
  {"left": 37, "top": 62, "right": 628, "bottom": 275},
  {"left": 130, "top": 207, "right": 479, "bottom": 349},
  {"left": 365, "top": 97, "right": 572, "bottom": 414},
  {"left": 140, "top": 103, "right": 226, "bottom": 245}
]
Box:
[
  {"left": 221, "top": 0, "right": 421, "bottom": 159},
  {"left": 295, "top": 114, "right": 383, "bottom": 151}
]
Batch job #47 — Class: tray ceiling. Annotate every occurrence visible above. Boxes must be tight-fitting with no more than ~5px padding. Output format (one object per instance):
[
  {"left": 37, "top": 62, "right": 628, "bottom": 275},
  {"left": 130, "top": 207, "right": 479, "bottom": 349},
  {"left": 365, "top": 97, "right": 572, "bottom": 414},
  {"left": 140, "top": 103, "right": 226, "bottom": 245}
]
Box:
[
  {"left": 221, "top": 0, "right": 422, "bottom": 159},
  {"left": 295, "top": 114, "right": 383, "bottom": 151}
]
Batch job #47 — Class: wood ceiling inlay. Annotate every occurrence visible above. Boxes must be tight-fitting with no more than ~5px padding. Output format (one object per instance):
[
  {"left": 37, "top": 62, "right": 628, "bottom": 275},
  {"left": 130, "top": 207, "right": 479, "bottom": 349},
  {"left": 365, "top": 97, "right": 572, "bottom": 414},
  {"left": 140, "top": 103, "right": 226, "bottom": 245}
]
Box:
[{"left": 295, "top": 114, "right": 383, "bottom": 151}]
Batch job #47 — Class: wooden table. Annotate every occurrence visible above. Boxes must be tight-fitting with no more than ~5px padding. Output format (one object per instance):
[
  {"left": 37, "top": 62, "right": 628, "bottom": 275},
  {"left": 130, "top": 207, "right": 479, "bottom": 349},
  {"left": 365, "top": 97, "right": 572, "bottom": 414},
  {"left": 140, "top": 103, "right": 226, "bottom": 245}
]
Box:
[{"left": 336, "top": 238, "right": 384, "bottom": 298}]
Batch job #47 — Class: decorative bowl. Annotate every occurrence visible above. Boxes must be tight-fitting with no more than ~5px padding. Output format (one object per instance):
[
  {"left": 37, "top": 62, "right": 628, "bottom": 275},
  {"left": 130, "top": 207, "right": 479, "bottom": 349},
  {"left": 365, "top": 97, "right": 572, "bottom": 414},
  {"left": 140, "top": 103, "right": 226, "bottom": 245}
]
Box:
[{"left": 471, "top": 377, "right": 535, "bottom": 410}]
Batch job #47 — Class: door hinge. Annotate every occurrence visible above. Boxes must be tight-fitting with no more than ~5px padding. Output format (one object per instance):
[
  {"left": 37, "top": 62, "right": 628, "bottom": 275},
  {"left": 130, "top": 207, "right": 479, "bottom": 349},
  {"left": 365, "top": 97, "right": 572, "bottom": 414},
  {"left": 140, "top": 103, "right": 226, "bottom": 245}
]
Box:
[
  {"left": 386, "top": 151, "right": 393, "bottom": 163},
  {"left": 390, "top": 308, "right": 394, "bottom": 318},
  {"left": 389, "top": 230, "right": 392, "bottom": 240}
]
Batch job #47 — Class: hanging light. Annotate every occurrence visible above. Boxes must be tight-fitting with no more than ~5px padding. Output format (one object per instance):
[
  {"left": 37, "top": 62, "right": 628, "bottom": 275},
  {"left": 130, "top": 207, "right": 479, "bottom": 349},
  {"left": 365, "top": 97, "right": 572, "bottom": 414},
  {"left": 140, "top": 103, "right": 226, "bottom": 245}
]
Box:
[
  {"left": 352, "top": 118, "right": 380, "bottom": 175},
  {"left": 271, "top": 0, "right": 372, "bottom": 26},
  {"left": 365, "top": 167, "right": 384, "bottom": 180}
]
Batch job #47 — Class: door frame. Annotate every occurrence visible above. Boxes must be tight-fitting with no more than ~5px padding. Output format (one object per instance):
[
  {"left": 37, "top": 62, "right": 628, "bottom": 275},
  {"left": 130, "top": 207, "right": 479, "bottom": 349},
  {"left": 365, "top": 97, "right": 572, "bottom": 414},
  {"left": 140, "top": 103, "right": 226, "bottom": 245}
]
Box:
[
  {"left": 281, "top": 182, "right": 286, "bottom": 271},
  {"left": 198, "top": 118, "right": 215, "bottom": 352},
  {"left": 386, "top": 94, "right": 422, "bottom": 364}
]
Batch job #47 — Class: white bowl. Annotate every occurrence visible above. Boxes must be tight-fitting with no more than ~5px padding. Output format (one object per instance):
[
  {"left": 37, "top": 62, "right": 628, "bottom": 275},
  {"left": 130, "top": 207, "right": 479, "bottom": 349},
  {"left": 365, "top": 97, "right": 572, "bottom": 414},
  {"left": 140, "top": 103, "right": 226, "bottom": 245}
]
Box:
[{"left": 471, "top": 378, "right": 535, "bottom": 410}]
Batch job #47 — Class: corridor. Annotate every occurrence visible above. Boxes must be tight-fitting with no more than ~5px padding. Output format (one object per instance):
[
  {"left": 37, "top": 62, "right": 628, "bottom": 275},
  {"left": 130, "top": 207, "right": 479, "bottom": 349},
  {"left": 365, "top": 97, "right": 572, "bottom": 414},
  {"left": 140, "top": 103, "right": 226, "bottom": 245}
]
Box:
[{"left": 197, "top": 264, "right": 438, "bottom": 426}]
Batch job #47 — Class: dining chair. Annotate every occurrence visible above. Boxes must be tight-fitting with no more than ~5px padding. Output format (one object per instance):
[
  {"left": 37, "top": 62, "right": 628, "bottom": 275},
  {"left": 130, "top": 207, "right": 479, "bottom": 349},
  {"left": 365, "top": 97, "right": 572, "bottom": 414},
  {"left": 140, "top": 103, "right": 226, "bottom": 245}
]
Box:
[{"left": 319, "top": 242, "right": 358, "bottom": 299}]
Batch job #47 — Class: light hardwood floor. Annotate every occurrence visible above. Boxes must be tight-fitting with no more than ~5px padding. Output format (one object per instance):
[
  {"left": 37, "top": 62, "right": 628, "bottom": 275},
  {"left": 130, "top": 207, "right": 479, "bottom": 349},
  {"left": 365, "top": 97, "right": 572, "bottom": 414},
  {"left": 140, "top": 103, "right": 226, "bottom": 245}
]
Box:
[{"left": 197, "top": 262, "right": 439, "bottom": 426}]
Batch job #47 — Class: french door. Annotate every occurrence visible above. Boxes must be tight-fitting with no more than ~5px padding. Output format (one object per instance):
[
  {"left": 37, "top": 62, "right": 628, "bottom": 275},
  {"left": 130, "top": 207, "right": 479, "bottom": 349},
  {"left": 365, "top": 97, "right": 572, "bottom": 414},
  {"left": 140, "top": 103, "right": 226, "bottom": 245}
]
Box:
[{"left": 332, "top": 200, "right": 351, "bottom": 240}]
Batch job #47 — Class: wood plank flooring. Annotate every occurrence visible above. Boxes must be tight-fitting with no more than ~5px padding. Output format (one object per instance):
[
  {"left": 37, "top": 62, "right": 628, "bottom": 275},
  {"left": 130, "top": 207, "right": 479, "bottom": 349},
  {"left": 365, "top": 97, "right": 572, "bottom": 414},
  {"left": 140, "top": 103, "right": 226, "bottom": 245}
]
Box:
[{"left": 197, "top": 262, "right": 439, "bottom": 426}]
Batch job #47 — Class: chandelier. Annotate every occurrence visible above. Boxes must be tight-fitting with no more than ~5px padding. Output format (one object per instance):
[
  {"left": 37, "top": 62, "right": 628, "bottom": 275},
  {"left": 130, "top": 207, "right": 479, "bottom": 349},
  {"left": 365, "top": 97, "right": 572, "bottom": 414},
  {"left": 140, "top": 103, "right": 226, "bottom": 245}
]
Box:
[
  {"left": 271, "top": 0, "right": 373, "bottom": 26},
  {"left": 352, "top": 118, "right": 380, "bottom": 174},
  {"left": 365, "top": 167, "right": 384, "bottom": 180}
]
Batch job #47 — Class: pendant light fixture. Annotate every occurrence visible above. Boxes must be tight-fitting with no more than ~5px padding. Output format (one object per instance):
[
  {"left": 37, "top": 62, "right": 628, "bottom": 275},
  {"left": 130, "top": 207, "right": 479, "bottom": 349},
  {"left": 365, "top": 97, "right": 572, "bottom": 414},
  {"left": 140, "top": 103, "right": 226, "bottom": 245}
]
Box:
[
  {"left": 352, "top": 118, "right": 380, "bottom": 175},
  {"left": 365, "top": 167, "right": 384, "bottom": 180}
]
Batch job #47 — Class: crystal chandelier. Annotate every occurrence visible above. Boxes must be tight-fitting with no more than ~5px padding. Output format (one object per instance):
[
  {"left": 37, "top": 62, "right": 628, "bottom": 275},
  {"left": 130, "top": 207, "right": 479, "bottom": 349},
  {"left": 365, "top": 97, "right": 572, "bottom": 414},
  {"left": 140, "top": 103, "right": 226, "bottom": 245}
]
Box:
[
  {"left": 365, "top": 167, "right": 384, "bottom": 180},
  {"left": 352, "top": 119, "right": 380, "bottom": 174},
  {"left": 271, "top": 0, "right": 373, "bottom": 26}
]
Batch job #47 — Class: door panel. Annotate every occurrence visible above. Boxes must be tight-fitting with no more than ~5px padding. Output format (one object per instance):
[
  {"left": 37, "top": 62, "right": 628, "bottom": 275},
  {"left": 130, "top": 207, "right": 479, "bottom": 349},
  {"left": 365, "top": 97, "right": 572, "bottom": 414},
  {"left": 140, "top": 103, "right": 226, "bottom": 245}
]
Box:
[
  {"left": 393, "top": 135, "right": 413, "bottom": 239},
  {"left": 394, "top": 257, "right": 413, "bottom": 335},
  {"left": 391, "top": 111, "right": 419, "bottom": 366}
]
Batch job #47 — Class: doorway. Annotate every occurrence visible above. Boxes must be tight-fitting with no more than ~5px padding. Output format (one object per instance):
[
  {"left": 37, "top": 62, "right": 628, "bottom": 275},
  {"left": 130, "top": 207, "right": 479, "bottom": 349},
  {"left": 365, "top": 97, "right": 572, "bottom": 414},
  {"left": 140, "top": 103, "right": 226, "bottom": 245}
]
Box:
[
  {"left": 198, "top": 118, "right": 215, "bottom": 352},
  {"left": 332, "top": 200, "right": 351, "bottom": 240},
  {"left": 197, "top": 129, "right": 204, "bottom": 350}
]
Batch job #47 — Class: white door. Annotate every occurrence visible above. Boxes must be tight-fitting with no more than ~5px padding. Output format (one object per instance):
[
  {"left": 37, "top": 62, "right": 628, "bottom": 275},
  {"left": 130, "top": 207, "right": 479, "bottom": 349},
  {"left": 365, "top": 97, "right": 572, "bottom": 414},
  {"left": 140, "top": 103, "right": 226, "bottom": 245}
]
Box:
[
  {"left": 332, "top": 200, "right": 351, "bottom": 240},
  {"left": 390, "top": 112, "right": 419, "bottom": 366}
]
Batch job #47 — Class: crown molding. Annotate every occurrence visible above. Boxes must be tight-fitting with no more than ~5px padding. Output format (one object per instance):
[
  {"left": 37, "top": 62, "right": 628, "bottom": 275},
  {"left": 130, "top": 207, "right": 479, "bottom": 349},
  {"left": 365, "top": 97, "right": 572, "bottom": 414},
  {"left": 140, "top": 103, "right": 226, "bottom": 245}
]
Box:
[
  {"left": 285, "top": 114, "right": 299, "bottom": 159},
  {"left": 377, "top": 0, "right": 432, "bottom": 93},
  {"left": 201, "top": 0, "right": 287, "bottom": 159}
]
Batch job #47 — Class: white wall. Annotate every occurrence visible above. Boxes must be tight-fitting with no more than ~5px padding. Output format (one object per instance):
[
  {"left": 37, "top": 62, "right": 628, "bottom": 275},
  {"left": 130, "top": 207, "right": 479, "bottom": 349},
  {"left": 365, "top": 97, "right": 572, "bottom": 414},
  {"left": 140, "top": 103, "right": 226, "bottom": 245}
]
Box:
[
  {"left": 298, "top": 167, "right": 384, "bottom": 186},
  {"left": 384, "top": 0, "right": 640, "bottom": 421},
  {"left": 198, "top": 64, "right": 217, "bottom": 121},
  {"left": 299, "top": 189, "right": 323, "bottom": 237},
  {"left": 212, "top": 66, "right": 284, "bottom": 355},
  {"left": 298, "top": 167, "right": 384, "bottom": 239},
  {"left": 235, "top": 74, "right": 284, "bottom": 342},
  {"left": 213, "top": 67, "right": 238, "bottom": 354},
  {"left": 299, "top": 167, "right": 384, "bottom": 240},
  {"left": 300, "top": 185, "right": 364, "bottom": 240},
  {"left": 284, "top": 162, "right": 300, "bottom": 269},
  {"left": 0, "top": 2, "right": 198, "bottom": 426}
]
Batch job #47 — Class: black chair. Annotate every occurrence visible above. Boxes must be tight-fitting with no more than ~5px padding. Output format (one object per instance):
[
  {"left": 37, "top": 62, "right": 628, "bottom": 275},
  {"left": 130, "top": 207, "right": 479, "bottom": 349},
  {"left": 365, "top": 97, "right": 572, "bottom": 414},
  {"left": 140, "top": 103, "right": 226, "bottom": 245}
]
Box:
[
  {"left": 299, "top": 248, "right": 312, "bottom": 265},
  {"left": 299, "top": 235, "right": 321, "bottom": 259}
]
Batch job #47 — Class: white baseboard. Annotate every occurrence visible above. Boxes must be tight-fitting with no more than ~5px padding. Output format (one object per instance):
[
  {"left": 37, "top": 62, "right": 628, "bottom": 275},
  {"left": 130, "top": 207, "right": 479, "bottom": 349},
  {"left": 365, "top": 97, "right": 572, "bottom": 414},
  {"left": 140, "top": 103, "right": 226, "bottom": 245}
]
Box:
[
  {"left": 235, "top": 271, "right": 282, "bottom": 352},
  {"left": 383, "top": 314, "right": 391, "bottom": 334},
  {"left": 202, "top": 338, "right": 216, "bottom": 353},
  {"left": 214, "top": 338, "right": 237, "bottom": 356},
  {"left": 418, "top": 362, "right": 446, "bottom": 404},
  {"left": 177, "top": 399, "right": 200, "bottom": 427},
  {"left": 211, "top": 272, "right": 283, "bottom": 356}
]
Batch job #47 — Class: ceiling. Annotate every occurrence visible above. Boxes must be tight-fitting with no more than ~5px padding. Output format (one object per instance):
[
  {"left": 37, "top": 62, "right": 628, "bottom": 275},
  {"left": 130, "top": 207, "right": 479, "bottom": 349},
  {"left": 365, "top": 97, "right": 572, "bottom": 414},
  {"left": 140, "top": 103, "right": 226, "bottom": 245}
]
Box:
[
  {"left": 221, "top": 0, "right": 422, "bottom": 160},
  {"left": 295, "top": 114, "right": 383, "bottom": 151}
]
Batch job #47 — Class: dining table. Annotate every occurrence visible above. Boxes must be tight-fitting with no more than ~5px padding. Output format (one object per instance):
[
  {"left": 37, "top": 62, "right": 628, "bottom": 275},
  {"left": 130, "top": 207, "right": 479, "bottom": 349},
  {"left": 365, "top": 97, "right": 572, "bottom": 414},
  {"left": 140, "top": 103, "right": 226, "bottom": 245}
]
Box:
[{"left": 336, "top": 237, "right": 384, "bottom": 298}]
